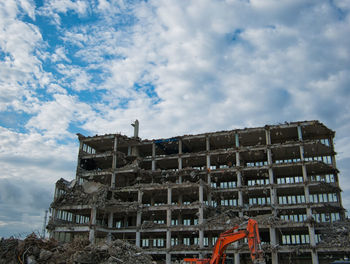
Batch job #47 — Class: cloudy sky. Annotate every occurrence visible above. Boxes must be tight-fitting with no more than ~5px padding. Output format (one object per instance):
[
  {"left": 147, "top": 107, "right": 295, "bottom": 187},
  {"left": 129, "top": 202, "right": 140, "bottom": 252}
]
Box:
[{"left": 1, "top": 0, "right": 350, "bottom": 238}]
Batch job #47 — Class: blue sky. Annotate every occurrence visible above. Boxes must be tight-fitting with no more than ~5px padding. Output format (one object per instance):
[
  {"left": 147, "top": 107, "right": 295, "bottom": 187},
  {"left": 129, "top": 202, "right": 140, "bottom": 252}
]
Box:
[{"left": 1, "top": 0, "right": 350, "bottom": 238}]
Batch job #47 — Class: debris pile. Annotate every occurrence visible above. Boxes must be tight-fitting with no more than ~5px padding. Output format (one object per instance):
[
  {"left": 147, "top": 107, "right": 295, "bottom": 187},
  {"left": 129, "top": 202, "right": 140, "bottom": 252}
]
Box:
[
  {"left": 51, "top": 180, "right": 111, "bottom": 208},
  {"left": 0, "top": 234, "right": 153, "bottom": 264},
  {"left": 318, "top": 220, "right": 350, "bottom": 248}
]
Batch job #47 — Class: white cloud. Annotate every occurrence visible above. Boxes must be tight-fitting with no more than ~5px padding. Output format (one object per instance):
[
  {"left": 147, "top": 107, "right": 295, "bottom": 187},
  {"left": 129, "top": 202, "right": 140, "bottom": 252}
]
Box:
[
  {"left": 1, "top": 0, "right": 350, "bottom": 237},
  {"left": 38, "top": 0, "right": 89, "bottom": 25}
]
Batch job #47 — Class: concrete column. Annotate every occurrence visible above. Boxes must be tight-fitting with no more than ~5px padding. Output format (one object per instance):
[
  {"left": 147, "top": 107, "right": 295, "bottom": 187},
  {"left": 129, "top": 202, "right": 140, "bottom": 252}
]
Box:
[
  {"left": 89, "top": 207, "right": 97, "bottom": 244},
  {"left": 235, "top": 152, "right": 240, "bottom": 167},
  {"left": 267, "top": 149, "right": 273, "bottom": 165},
  {"left": 308, "top": 224, "right": 320, "bottom": 264},
  {"left": 166, "top": 252, "right": 171, "bottom": 264},
  {"left": 206, "top": 155, "right": 210, "bottom": 169},
  {"left": 302, "top": 164, "right": 311, "bottom": 206},
  {"left": 199, "top": 181, "right": 204, "bottom": 224},
  {"left": 138, "top": 190, "right": 143, "bottom": 204},
  {"left": 308, "top": 225, "right": 317, "bottom": 247},
  {"left": 179, "top": 138, "right": 182, "bottom": 154},
  {"left": 271, "top": 187, "right": 277, "bottom": 206},
  {"left": 76, "top": 139, "right": 84, "bottom": 182},
  {"left": 166, "top": 230, "right": 171, "bottom": 250},
  {"left": 234, "top": 253, "right": 240, "bottom": 264},
  {"left": 199, "top": 230, "right": 204, "bottom": 248},
  {"left": 107, "top": 212, "right": 113, "bottom": 243},
  {"left": 178, "top": 157, "right": 182, "bottom": 170},
  {"left": 152, "top": 143, "right": 156, "bottom": 171},
  {"left": 167, "top": 209, "right": 171, "bottom": 227},
  {"left": 137, "top": 210, "right": 142, "bottom": 227},
  {"left": 206, "top": 136, "right": 210, "bottom": 151},
  {"left": 311, "top": 251, "right": 319, "bottom": 264},
  {"left": 265, "top": 128, "right": 271, "bottom": 145},
  {"left": 167, "top": 187, "right": 172, "bottom": 205},
  {"left": 297, "top": 125, "right": 303, "bottom": 141},
  {"left": 235, "top": 133, "right": 239, "bottom": 147},
  {"left": 237, "top": 171, "right": 242, "bottom": 187},
  {"left": 111, "top": 136, "right": 118, "bottom": 188},
  {"left": 269, "top": 227, "right": 278, "bottom": 264},
  {"left": 271, "top": 252, "right": 278, "bottom": 264},
  {"left": 300, "top": 145, "right": 305, "bottom": 161},
  {"left": 111, "top": 173, "right": 116, "bottom": 189},
  {"left": 238, "top": 191, "right": 243, "bottom": 207},
  {"left": 136, "top": 232, "right": 141, "bottom": 247}
]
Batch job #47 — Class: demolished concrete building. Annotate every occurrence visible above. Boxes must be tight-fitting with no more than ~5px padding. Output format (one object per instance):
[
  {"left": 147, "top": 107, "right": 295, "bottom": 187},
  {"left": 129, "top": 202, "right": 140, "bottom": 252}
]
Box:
[{"left": 48, "top": 120, "right": 349, "bottom": 263}]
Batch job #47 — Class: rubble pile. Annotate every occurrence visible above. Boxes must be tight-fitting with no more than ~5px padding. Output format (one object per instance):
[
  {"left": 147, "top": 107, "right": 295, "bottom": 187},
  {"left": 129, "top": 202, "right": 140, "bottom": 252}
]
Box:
[
  {"left": 51, "top": 180, "right": 111, "bottom": 208},
  {"left": 202, "top": 209, "right": 241, "bottom": 228},
  {"left": 318, "top": 220, "right": 350, "bottom": 248},
  {"left": 0, "top": 234, "right": 153, "bottom": 264}
]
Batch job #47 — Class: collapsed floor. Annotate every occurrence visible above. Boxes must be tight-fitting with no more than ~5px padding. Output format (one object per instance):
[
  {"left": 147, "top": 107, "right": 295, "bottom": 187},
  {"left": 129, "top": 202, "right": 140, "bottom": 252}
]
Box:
[{"left": 0, "top": 234, "right": 153, "bottom": 264}]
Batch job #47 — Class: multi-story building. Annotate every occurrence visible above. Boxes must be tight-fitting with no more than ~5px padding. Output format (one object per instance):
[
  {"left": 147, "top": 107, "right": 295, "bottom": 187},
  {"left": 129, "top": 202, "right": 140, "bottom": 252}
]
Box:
[{"left": 48, "top": 120, "right": 347, "bottom": 264}]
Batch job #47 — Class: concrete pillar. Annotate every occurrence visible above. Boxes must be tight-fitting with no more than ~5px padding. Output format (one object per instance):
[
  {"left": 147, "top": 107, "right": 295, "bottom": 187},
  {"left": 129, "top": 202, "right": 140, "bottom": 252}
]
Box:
[
  {"left": 107, "top": 212, "right": 113, "bottom": 243},
  {"left": 271, "top": 252, "right": 278, "bottom": 264},
  {"left": 166, "top": 230, "right": 171, "bottom": 250},
  {"left": 265, "top": 128, "right": 271, "bottom": 145},
  {"left": 166, "top": 252, "right": 171, "bottom": 264},
  {"left": 238, "top": 191, "right": 243, "bottom": 207},
  {"left": 270, "top": 227, "right": 278, "bottom": 264},
  {"left": 309, "top": 224, "right": 319, "bottom": 264},
  {"left": 167, "top": 187, "right": 172, "bottom": 205},
  {"left": 234, "top": 253, "right": 240, "bottom": 264},
  {"left": 89, "top": 207, "right": 97, "bottom": 244},
  {"left": 199, "top": 230, "right": 204, "bottom": 248},
  {"left": 136, "top": 232, "right": 141, "bottom": 247},
  {"left": 297, "top": 125, "right": 303, "bottom": 141},
  {"left": 311, "top": 251, "right": 319, "bottom": 264},
  {"left": 76, "top": 139, "right": 84, "bottom": 182},
  {"left": 206, "top": 136, "right": 210, "bottom": 151},
  {"left": 235, "top": 133, "right": 239, "bottom": 147},
  {"left": 167, "top": 209, "right": 171, "bottom": 227},
  {"left": 308, "top": 225, "right": 317, "bottom": 247},
  {"left": 199, "top": 182, "right": 204, "bottom": 224},
  {"left": 235, "top": 152, "right": 240, "bottom": 167},
  {"left": 300, "top": 145, "right": 305, "bottom": 161},
  {"left": 178, "top": 157, "right": 182, "bottom": 170},
  {"left": 267, "top": 149, "right": 273, "bottom": 165},
  {"left": 111, "top": 136, "right": 118, "bottom": 188},
  {"left": 152, "top": 143, "right": 156, "bottom": 171},
  {"left": 271, "top": 186, "right": 277, "bottom": 206},
  {"left": 111, "top": 173, "right": 116, "bottom": 189},
  {"left": 206, "top": 155, "right": 210, "bottom": 169},
  {"left": 302, "top": 164, "right": 311, "bottom": 206},
  {"left": 137, "top": 211, "right": 142, "bottom": 227},
  {"left": 138, "top": 190, "right": 143, "bottom": 204},
  {"left": 237, "top": 171, "right": 242, "bottom": 187}
]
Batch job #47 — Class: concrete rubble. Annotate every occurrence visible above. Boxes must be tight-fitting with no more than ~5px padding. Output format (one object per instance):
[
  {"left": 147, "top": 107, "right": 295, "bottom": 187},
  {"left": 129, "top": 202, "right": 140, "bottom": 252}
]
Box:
[
  {"left": 0, "top": 233, "right": 153, "bottom": 264},
  {"left": 318, "top": 219, "right": 350, "bottom": 248}
]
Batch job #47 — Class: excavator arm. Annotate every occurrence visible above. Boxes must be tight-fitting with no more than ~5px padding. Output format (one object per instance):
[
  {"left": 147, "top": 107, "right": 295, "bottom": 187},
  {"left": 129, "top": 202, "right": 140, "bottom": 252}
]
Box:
[{"left": 184, "top": 218, "right": 265, "bottom": 264}]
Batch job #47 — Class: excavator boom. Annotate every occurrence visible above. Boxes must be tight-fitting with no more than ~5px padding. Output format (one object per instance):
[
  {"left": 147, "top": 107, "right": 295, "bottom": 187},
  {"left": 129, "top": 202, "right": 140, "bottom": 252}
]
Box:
[{"left": 184, "top": 218, "right": 265, "bottom": 264}]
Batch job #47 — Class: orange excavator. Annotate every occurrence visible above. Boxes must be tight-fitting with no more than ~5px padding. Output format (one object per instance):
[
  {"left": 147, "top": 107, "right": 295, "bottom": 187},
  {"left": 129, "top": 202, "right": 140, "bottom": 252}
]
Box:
[{"left": 184, "top": 218, "right": 266, "bottom": 264}]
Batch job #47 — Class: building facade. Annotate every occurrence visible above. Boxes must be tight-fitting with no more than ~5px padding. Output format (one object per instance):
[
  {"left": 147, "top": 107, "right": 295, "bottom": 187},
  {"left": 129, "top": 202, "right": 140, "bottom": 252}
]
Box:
[{"left": 48, "top": 120, "right": 347, "bottom": 263}]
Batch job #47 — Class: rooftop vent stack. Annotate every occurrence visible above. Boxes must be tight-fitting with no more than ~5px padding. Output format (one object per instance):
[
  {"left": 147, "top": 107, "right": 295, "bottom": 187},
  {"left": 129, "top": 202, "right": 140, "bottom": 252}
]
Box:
[{"left": 131, "top": 119, "right": 139, "bottom": 138}]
